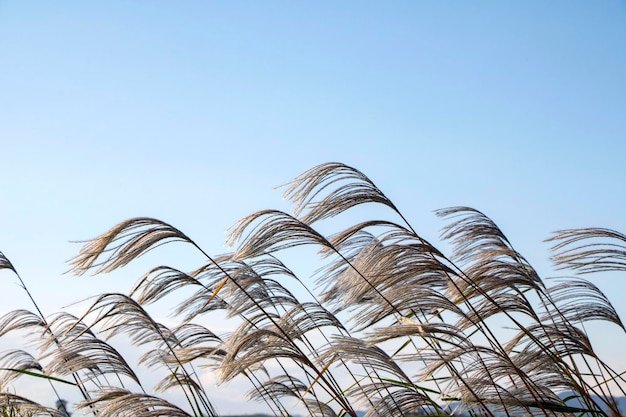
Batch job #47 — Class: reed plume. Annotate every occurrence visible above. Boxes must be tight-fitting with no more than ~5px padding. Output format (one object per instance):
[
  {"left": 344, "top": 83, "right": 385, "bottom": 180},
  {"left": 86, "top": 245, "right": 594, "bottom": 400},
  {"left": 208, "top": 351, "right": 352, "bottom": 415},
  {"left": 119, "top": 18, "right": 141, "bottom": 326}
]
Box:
[{"left": 0, "top": 163, "right": 623, "bottom": 417}]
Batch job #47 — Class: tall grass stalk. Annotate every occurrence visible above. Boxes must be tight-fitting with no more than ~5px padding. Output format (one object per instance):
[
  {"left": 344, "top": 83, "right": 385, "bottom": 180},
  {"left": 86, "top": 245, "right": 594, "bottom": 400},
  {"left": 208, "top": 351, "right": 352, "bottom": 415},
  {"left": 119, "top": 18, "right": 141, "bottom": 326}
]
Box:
[{"left": 0, "top": 162, "right": 624, "bottom": 417}]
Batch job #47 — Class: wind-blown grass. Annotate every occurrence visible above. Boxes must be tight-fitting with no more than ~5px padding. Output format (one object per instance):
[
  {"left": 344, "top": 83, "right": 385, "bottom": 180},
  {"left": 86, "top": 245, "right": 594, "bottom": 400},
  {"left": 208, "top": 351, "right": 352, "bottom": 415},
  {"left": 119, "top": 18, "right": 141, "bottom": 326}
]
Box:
[{"left": 0, "top": 162, "right": 624, "bottom": 417}]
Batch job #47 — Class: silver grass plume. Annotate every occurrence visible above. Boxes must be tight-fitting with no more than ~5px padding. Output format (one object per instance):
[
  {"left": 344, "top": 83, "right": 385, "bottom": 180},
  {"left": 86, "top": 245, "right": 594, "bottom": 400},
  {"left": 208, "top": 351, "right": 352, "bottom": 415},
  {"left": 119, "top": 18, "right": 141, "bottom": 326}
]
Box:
[{"left": 548, "top": 228, "right": 626, "bottom": 274}]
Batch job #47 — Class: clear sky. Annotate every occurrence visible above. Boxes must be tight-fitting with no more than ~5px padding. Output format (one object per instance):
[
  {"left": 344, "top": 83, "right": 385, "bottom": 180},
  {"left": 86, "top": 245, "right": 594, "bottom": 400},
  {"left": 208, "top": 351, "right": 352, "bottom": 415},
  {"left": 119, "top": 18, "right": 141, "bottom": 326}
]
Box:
[{"left": 1, "top": 1, "right": 625, "bottom": 414}]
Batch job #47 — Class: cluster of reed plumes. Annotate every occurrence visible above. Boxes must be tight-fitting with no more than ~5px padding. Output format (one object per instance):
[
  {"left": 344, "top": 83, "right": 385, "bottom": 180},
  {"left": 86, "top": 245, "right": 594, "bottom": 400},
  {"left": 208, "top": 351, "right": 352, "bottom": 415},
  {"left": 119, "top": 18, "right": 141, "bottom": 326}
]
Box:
[{"left": 0, "top": 162, "right": 625, "bottom": 417}]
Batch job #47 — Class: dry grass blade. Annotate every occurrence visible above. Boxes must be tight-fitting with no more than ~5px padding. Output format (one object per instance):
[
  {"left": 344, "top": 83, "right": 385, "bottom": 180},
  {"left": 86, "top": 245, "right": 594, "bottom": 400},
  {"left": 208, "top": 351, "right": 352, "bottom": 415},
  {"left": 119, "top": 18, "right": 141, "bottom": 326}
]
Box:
[
  {"left": 0, "top": 310, "right": 46, "bottom": 338},
  {"left": 139, "top": 323, "right": 223, "bottom": 367},
  {"left": 77, "top": 388, "right": 193, "bottom": 417},
  {"left": 248, "top": 375, "right": 312, "bottom": 417},
  {"left": 68, "top": 292, "right": 220, "bottom": 412},
  {"left": 453, "top": 257, "right": 543, "bottom": 302},
  {"left": 170, "top": 323, "right": 222, "bottom": 351},
  {"left": 130, "top": 266, "right": 205, "bottom": 306},
  {"left": 322, "top": 219, "right": 441, "bottom": 253},
  {"left": 437, "top": 207, "right": 526, "bottom": 268},
  {"left": 0, "top": 251, "right": 17, "bottom": 273},
  {"left": 317, "top": 230, "right": 455, "bottom": 330},
  {"left": 152, "top": 371, "right": 206, "bottom": 395},
  {"left": 280, "top": 162, "right": 399, "bottom": 224},
  {"left": 252, "top": 375, "right": 338, "bottom": 417},
  {"left": 324, "top": 336, "right": 411, "bottom": 384},
  {"left": 0, "top": 350, "right": 42, "bottom": 390},
  {"left": 424, "top": 344, "right": 572, "bottom": 416},
  {"left": 68, "top": 217, "right": 194, "bottom": 276},
  {"left": 250, "top": 374, "right": 309, "bottom": 400},
  {"left": 43, "top": 334, "right": 141, "bottom": 385},
  {"left": 227, "top": 210, "right": 331, "bottom": 260},
  {"left": 507, "top": 322, "right": 594, "bottom": 358},
  {"left": 35, "top": 162, "right": 623, "bottom": 417},
  {"left": 548, "top": 228, "right": 626, "bottom": 273},
  {"left": 458, "top": 347, "right": 566, "bottom": 395},
  {"left": 544, "top": 277, "right": 624, "bottom": 329},
  {"left": 367, "top": 319, "right": 469, "bottom": 351},
  {"left": 217, "top": 262, "right": 300, "bottom": 318},
  {"left": 75, "top": 293, "right": 171, "bottom": 344},
  {"left": 172, "top": 287, "right": 229, "bottom": 322},
  {"left": 507, "top": 350, "right": 576, "bottom": 394},
  {"left": 454, "top": 291, "right": 535, "bottom": 332},
  {"left": 328, "top": 337, "right": 445, "bottom": 417},
  {"left": 70, "top": 290, "right": 221, "bottom": 417},
  {"left": 0, "top": 393, "right": 67, "bottom": 417},
  {"left": 360, "top": 386, "right": 443, "bottom": 417},
  {"left": 219, "top": 311, "right": 354, "bottom": 415},
  {"left": 219, "top": 324, "right": 309, "bottom": 383},
  {"left": 278, "top": 302, "right": 346, "bottom": 342},
  {"left": 302, "top": 399, "right": 339, "bottom": 417}
]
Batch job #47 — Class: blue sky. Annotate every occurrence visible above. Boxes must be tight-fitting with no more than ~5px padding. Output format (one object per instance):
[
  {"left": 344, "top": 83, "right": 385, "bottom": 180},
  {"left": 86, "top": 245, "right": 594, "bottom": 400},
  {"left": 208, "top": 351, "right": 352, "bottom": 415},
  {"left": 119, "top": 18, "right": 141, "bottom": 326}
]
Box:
[{"left": 1, "top": 1, "right": 625, "bottom": 414}]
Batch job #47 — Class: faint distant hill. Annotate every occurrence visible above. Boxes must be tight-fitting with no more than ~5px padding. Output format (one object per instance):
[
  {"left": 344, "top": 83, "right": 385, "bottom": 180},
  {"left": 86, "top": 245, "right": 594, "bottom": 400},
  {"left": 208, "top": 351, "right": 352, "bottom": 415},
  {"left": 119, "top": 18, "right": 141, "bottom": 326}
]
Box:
[
  {"left": 558, "top": 393, "right": 626, "bottom": 415},
  {"left": 220, "top": 401, "right": 626, "bottom": 417},
  {"left": 221, "top": 414, "right": 291, "bottom": 417},
  {"left": 222, "top": 414, "right": 276, "bottom": 417},
  {"left": 220, "top": 413, "right": 360, "bottom": 417},
  {"left": 222, "top": 414, "right": 277, "bottom": 417},
  {"left": 436, "top": 395, "right": 626, "bottom": 417},
  {"left": 222, "top": 411, "right": 404, "bottom": 417}
]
